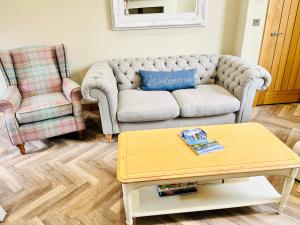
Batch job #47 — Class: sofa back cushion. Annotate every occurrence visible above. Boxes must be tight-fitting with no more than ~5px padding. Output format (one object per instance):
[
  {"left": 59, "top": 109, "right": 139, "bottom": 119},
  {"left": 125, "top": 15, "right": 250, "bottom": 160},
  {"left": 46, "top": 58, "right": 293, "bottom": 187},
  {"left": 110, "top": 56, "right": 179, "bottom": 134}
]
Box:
[
  {"left": 10, "top": 46, "right": 62, "bottom": 97},
  {"left": 108, "top": 55, "right": 220, "bottom": 91}
]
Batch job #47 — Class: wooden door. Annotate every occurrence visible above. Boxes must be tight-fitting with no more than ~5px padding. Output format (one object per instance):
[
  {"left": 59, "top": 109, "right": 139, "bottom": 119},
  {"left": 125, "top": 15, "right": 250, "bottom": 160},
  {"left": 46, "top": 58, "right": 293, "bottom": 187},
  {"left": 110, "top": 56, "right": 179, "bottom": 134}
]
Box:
[{"left": 256, "top": 0, "right": 300, "bottom": 105}]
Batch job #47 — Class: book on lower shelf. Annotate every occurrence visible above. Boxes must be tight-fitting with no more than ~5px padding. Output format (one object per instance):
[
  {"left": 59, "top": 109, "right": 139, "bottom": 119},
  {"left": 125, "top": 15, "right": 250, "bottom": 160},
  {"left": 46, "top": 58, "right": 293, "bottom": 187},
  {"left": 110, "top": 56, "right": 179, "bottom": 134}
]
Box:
[
  {"left": 180, "top": 128, "right": 224, "bottom": 155},
  {"left": 157, "top": 182, "right": 198, "bottom": 197}
]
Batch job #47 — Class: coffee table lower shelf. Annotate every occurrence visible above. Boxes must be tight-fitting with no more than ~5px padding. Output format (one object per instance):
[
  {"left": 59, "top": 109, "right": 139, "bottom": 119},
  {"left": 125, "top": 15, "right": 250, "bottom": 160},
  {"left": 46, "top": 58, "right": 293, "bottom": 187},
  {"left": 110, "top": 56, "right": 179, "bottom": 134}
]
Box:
[{"left": 130, "top": 176, "right": 281, "bottom": 217}]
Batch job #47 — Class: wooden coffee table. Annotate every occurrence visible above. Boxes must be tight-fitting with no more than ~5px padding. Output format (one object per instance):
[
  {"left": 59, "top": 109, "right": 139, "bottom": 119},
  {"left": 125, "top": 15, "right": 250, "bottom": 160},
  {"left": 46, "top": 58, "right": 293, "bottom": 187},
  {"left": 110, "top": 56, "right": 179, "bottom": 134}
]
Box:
[{"left": 117, "top": 123, "right": 300, "bottom": 225}]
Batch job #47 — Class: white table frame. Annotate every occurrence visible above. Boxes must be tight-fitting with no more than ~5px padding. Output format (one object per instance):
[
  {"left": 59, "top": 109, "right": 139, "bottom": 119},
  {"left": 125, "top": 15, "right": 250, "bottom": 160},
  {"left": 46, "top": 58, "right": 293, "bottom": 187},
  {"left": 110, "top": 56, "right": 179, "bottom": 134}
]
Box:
[{"left": 121, "top": 168, "right": 298, "bottom": 225}]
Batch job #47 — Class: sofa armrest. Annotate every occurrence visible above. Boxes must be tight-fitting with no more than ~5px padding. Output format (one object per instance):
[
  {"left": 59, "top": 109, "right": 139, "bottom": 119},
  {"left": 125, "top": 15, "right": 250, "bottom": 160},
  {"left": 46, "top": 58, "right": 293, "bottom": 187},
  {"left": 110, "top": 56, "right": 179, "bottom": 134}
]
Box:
[
  {"left": 81, "top": 62, "right": 119, "bottom": 134},
  {"left": 217, "top": 55, "right": 272, "bottom": 122},
  {"left": 217, "top": 55, "right": 271, "bottom": 93},
  {"left": 62, "top": 78, "right": 82, "bottom": 103},
  {"left": 81, "top": 62, "right": 118, "bottom": 102},
  {"left": 0, "top": 85, "right": 23, "bottom": 145}
]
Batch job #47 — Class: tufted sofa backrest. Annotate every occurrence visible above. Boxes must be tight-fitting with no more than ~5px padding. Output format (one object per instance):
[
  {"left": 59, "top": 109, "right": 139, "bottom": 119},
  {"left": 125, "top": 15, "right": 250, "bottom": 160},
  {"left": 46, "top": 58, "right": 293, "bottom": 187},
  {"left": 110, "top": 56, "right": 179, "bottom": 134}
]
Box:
[{"left": 108, "top": 55, "right": 220, "bottom": 91}]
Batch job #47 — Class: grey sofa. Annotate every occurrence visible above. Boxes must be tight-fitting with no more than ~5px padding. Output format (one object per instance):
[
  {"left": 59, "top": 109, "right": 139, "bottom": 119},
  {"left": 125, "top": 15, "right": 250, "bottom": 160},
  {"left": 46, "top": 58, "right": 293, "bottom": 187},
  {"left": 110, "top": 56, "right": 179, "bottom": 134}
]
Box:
[{"left": 81, "top": 55, "right": 271, "bottom": 141}]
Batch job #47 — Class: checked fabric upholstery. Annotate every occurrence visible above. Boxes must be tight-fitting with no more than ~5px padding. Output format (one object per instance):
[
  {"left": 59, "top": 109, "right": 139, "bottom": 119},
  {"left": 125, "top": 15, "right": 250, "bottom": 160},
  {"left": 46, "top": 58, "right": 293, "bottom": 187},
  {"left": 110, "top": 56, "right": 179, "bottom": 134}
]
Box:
[{"left": 0, "top": 44, "right": 85, "bottom": 148}]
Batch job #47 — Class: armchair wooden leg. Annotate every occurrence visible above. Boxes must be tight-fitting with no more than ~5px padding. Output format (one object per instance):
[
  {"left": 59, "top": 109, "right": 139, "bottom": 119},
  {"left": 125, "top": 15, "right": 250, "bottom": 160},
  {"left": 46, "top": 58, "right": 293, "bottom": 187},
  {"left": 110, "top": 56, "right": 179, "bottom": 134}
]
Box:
[
  {"left": 105, "top": 134, "right": 112, "bottom": 143},
  {"left": 78, "top": 130, "right": 85, "bottom": 139},
  {"left": 17, "top": 144, "right": 26, "bottom": 155}
]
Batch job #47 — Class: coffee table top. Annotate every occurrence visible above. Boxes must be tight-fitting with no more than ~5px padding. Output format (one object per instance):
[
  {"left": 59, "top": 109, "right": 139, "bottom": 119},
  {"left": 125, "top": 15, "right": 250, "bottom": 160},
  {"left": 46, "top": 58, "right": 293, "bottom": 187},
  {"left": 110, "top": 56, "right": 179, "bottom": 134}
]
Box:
[{"left": 117, "top": 123, "right": 300, "bottom": 183}]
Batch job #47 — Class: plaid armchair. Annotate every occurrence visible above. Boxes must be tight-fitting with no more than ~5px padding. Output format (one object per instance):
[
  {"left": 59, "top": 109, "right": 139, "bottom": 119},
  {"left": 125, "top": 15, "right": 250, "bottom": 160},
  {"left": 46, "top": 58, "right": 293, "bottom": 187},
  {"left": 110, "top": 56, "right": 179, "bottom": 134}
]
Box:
[{"left": 0, "top": 44, "right": 85, "bottom": 154}]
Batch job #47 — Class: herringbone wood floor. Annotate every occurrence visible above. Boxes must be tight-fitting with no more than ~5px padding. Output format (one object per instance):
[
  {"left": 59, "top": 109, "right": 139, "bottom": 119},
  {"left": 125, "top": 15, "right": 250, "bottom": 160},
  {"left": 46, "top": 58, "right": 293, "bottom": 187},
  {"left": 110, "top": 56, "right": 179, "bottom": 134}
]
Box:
[{"left": 1, "top": 104, "right": 300, "bottom": 225}]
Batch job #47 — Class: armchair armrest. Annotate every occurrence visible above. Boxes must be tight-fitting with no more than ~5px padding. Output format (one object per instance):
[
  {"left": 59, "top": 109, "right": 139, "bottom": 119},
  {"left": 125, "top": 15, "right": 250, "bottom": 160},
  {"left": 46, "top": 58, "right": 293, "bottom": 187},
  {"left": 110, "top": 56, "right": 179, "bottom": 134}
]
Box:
[
  {"left": 62, "top": 78, "right": 85, "bottom": 131},
  {"left": 62, "top": 78, "right": 82, "bottom": 102},
  {"left": 217, "top": 55, "right": 272, "bottom": 122},
  {"left": 0, "top": 85, "right": 22, "bottom": 113},
  {"left": 81, "top": 62, "right": 119, "bottom": 134},
  {"left": 0, "top": 85, "right": 23, "bottom": 145}
]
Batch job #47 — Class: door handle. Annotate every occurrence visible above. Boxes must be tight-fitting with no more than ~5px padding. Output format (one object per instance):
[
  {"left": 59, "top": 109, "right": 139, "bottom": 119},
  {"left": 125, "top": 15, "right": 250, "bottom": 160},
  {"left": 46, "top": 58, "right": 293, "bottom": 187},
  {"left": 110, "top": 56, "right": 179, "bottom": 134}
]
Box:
[{"left": 271, "top": 32, "right": 285, "bottom": 37}]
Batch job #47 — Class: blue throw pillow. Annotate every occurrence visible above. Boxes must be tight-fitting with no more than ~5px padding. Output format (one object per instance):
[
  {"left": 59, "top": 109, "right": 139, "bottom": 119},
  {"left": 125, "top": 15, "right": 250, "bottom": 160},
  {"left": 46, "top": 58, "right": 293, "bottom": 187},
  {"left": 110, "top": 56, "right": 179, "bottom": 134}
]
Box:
[{"left": 139, "top": 69, "right": 196, "bottom": 91}]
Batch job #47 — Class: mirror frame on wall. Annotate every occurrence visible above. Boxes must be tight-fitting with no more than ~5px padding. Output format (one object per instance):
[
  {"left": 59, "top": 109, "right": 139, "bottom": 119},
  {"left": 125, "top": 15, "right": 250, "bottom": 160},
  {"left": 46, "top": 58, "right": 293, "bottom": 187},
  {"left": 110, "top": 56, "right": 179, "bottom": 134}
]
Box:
[{"left": 110, "top": 0, "right": 208, "bottom": 30}]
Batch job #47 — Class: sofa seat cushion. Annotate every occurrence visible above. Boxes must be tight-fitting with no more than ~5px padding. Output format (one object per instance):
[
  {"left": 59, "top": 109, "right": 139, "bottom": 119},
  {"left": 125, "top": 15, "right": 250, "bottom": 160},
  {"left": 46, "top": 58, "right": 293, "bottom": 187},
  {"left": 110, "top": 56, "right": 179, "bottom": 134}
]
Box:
[
  {"left": 117, "top": 90, "right": 180, "bottom": 122},
  {"left": 172, "top": 85, "right": 240, "bottom": 117},
  {"left": 16, "top": 92, "right": 73, "bottom": 124}
]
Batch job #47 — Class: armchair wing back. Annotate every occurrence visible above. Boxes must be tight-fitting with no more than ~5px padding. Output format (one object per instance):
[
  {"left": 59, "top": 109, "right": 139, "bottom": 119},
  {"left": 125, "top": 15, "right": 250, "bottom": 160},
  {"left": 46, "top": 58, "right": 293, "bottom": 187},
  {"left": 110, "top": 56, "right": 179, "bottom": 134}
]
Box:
[
  {"left": 0, "top": 44, "right": 85, "bottom": 154},
  {"left": 1, "top": 45, "right": 69, "bottom": 96}
]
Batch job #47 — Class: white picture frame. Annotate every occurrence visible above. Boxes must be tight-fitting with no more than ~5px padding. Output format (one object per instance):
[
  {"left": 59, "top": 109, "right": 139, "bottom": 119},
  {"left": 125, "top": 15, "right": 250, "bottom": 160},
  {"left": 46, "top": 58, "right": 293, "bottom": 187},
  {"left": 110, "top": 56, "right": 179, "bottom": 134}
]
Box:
[
  {"left": 0, "top": 206, "right": 6, "bottom": 222},
  {"left": 110, "top": 0, "right": 208, "bottom": 30}
]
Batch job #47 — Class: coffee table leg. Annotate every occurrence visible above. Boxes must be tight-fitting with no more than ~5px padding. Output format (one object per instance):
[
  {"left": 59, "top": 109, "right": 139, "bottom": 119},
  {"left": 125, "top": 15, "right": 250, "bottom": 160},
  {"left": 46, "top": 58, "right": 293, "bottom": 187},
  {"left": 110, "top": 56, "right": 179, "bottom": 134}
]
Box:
[
  {"left": 278, "top": 168, "right": 298, "bottom": 214},
  {"left": 122, "top": 184, "right": 133, "bottom": 225}
]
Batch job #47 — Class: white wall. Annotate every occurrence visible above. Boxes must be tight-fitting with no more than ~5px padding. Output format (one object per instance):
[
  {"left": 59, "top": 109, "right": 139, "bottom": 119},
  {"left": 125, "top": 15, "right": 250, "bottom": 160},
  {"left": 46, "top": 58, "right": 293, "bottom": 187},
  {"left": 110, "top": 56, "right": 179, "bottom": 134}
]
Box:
[
  {"left": 0, "top": 0, "right": 269, "bottom": 89},
  {"left": 233, "top": 0, "right": 249, "bottom": 57},
  {"left": 0, "top": 0, "right": 242, "bottom": 85},
  {"left": 240, "top": 0, "right": 269, "bottom": 64}
]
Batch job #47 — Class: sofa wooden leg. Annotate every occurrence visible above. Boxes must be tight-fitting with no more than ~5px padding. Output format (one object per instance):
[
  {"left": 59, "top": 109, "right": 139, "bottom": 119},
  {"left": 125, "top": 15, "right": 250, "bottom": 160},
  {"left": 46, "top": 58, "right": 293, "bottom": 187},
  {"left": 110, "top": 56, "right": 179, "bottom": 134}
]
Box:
[
  {"left": 78, "top": 130, "right": 85, "bottom": 139},
  {"left": 17, "top": 144, "right": 26, "bottom": 155},
  {"left": 105, "top": 134, "right": 112, "bottom": 143}
]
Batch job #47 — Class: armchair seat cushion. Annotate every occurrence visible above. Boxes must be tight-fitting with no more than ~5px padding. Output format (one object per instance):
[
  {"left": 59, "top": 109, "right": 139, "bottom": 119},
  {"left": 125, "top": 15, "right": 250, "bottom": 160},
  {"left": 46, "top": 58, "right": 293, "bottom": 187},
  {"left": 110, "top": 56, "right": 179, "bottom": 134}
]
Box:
[
  {"left": 172, "top": 85, "right": 240, "bottom": 118},
  {"left": 117, "top": 90, "right": 180, "bottom": 122},
  {"left": 16, "top": 92, "right": 72, "bottom": 124}
]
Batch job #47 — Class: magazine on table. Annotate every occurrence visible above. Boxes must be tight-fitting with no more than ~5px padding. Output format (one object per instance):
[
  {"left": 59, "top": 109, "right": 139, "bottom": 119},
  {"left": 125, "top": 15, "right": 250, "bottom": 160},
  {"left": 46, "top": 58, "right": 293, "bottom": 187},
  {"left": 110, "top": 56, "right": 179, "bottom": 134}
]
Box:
[
  {"left": 180, "top": 128, "right": 224, "bottom": 155},
  {"left": 157, "top": 182, "right": 198, "bottom": 192},
  {"left": 157, "top": 182, "right": 198, "bottom": 197},
  {"left": 157, "top": 187, "right": 198, "bottom": 197}
]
